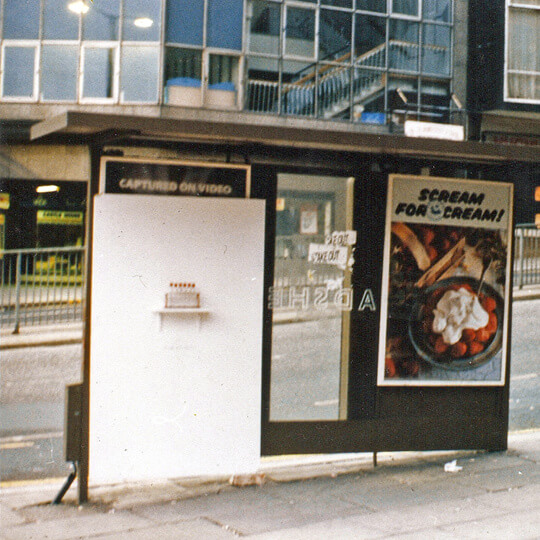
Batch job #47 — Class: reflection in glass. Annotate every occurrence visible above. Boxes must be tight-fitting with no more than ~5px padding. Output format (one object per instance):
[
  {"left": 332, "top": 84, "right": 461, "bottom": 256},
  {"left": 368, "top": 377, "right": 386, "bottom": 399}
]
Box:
[
  {"left": 270, "top": 174, "right": 353, "bottom": 421},
  {"left": 82, "top": 0, "right": 120, "bottom": 41},
  {"left": 319, "top": 9, "right": 352, "bottom": 61},
  {"left": 123, "top": 0, "right": 161, "bottom": 41},
  {"left": 2, "top": 0, "right": 40, "bottom": 39},
  {"left": 2, "top": 47, "right": 35, "bottom": 97},
  {"left": 166, "top": 0, "right": 204, "bottom": 45},
  {"left": 249, "top": 0, "right": 281, "bottom": 55},
  {"left": 43, "top": 0, "right": 79, "bottom": 40},
  {"left": 392, "top": 0, "right": 419, "bottom": 16},
  {"left": 356, "top": 0, "right": 387, "bottom": 12},
  {"left": 207, "top": 0, "right": 243, "bottom": 50},
  {"left": 120, "top": 46, "right": 159, "bottom": 102},
  {"left": 389, "top": 19, "right": 419, "bottom": 71},
  {"left": 423, "top": 0, "right": 451, "bottom": 22},
  {"left": 82, "top": 47, "right": 115, "bottom": 99},
  {"left": 285, "top": 7, "right": 316, "bottom": 58},
  {"left": 422, "top": 23, "right": 450, "bottom": 75},
  {"left": 41, "top": 45, "right": 78, "bottom": 100}
]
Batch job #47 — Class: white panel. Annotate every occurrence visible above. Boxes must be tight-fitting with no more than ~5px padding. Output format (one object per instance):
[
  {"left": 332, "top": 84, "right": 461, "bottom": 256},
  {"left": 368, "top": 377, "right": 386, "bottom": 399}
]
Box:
[{"left": 89, "top": 195, "right": 265, "bottom": 484}]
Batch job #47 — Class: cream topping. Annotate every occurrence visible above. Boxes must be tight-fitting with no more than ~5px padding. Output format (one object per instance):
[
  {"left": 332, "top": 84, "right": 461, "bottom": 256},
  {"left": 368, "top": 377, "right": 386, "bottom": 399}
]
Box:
[{"left": 432, "top": 287, "right": 489, "bottom": 345}]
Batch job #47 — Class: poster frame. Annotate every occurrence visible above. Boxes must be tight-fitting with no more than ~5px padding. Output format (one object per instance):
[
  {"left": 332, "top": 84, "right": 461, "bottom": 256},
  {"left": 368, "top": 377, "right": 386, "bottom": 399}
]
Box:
[{"left": 377, "top": 174, "right": 514, "bottom": 387}]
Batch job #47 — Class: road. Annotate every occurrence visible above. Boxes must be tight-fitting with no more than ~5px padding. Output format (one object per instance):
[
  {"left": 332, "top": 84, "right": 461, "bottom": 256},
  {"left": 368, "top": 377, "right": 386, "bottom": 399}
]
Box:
[{"left": 1, "top": 299, "right": 539, "bottom": 482}]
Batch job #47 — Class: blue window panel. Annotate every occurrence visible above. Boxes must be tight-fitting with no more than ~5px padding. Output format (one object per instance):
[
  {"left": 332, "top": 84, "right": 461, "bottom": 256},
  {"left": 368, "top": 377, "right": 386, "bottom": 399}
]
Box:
[
  {"left": 43, "top": 0, "right": 80, "bottom": 40},
  {"left": 3, "top": 0, "right": 40, "bottom": 39},
  {"left": 166, "top": 0, "right": 204, "bottom": 45},
  {"left": 207, "top": 0, "right": 243, "bottom": 50},
  {"left": 121, "top": 46, "right": 160, "bottom": 102},
  {"left": 83, "top": 0, "right": 120, "bottom": 41},
  {"left": 423, "top": 0, "right": 451, "bottom": 23},
  {"left": 2, "top": 47, "right": 35, "bottom": 97},
  {"left": 123, "top": 0, "right": 162, "bottom": 42},
  {"left": 83, "top": 48, "right": 115, "bottom": 99},
  {"left": 41, "top": 45, "right": 78, "bottom": 101}
]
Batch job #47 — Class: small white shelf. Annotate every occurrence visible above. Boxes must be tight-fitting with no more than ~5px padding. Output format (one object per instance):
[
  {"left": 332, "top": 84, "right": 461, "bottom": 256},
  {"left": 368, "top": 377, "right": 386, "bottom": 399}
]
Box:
[
  {"left": 153, "top": 308, "right": 210, "bottom": 314},
  {"left": 153, "top": 308, "right": 210, "bottom": 330}
]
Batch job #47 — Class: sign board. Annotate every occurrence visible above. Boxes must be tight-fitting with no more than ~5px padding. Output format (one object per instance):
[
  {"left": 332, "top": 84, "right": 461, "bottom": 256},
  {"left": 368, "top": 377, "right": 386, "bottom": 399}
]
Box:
[
  {"left": 378, "top": 174, "right": 513, "bottom": 386},
  {"left": 404, "top": 120, "right": 465, "bottom": 141},
  {"left": 37, "top": 210, "right": 84, "bottom": 225},
  {"left": 100, "top": 157, "right": 250, "bottom": 197},
  {"left": 0, "top": 193, "right": 9, "bottom": 210}
]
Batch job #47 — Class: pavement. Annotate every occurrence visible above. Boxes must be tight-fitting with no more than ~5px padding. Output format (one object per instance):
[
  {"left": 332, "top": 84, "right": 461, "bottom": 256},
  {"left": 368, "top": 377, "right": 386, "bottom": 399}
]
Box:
[{"left": 1, "top": 430, "right": 539, "bottom": 539}]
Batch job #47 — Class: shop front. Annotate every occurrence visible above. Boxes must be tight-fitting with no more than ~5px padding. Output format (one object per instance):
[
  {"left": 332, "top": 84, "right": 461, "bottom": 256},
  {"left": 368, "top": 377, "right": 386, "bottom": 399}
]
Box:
[{"left": 29, "top": 112, "right": 537, "bottom": 503}]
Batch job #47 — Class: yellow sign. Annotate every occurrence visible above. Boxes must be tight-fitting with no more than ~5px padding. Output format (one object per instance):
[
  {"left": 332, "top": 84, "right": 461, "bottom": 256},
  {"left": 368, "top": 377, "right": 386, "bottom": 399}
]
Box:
[
  {"left": 0, "top": 213, "right": 5, "bottom": 224},
  {"left": 37, "top": 210, "right": 83, "bottom": 225},
  {"left": 0, "top": 193, "right": 9, "bottom": 210},
  {"left": 276, "top": 198, "right": 285, "bottom": 211}
]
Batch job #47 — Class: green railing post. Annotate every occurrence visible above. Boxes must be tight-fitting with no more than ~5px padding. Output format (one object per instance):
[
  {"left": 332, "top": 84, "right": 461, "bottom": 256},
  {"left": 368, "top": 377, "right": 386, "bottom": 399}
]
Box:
[{"left": 12, "top": 251, "right": 22, "bottom": 334}]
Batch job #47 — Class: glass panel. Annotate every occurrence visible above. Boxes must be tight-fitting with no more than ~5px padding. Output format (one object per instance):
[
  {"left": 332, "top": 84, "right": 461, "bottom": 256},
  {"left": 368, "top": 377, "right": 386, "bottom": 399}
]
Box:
[
  {"left": 121, "top": 46, "right": 159, "bottom": 102},
  {"left": 419, "top": 80, "right": 450, "bottom": 121},
  {"left": 165, "top": 0, "right": 204, "bottom": 45},
  {"left": 43, "top": 0, "right": 79, "bottom": 40},
  {"left": 41, "top": 45, "right": 78, "bottom": 101},
  {"left": 2, "top": 47, "right": 35, "bottom": 97},
  {"left": 321, "top": 0, "right": 353, "bottom": 7},
  {"left": 356, "top": 0, "right": 387, "bottom": 12},
  {"left": 319, "top": 9, "right": 352, "bottom": 61},
  {"left": 82, "top": 0, "right": 120, "bottom": 41},
  {"left": 270, "top": 174, "right": 354, "bottom": 421},
  {"left": 423, "top": 0, "right": 452, "bottom": 22},
  {"left": 281, "top": 59, "right": 315, "bottom": 117},
  {"left": 285, "top": 7, "right": 316, "bottom": 58},
  {"left": 249, "top": 1, "right": 281, "bottom": 55},
  {"left": 82, "top": 47, "right": 115, "bottom": 99},
  {"left": 245, "top": 57, "right": 280, "bottom": 113},
  {"left": 389, "top": 19, "right": 419, "bottom": 71},
  {"left": 209, "top": 55, "right": 239, "bottom": 88},
  {"left": 3, "top": 0, "right": 40, "bottom": 39},
  {"left": 422, "top": 23, "right": 450, "bottom": 75},
  {"left": 207, "top": 0, "right": 243, "bottom": 50},
  {"left": 354, "top": 14, "right": 386, "bottom": 61},
  {"left": 508, "top": 9, "right": 540, "bottom": 72},
  {"left": 392, "top": 0, "right": 419, "bottom": 16},
  {"left": 123, "top": 0, "right": 161, "bottom": 41}
]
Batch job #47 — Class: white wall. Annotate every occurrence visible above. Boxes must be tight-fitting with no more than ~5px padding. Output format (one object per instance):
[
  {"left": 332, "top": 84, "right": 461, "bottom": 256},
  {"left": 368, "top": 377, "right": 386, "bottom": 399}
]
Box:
[{"left": 89, "top": 195, "right": 266, "bottom": 484}]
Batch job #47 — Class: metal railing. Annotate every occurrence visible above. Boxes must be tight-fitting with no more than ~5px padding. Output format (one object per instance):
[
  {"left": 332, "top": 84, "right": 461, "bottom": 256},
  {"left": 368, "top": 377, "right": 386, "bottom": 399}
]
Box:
[
  {"left": 514, "top": 224, "right": 540, "bottom": 289},
  {"left": 0, "top": 247, "right": 85, "bottom": 333}
]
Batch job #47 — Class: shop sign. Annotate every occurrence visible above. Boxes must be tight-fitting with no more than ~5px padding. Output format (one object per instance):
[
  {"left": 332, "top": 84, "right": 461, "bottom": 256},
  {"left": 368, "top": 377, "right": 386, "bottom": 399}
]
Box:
[
  {"left": 37, "top": 210, "right": 84, "bottom": 225},
  {"left": 101, "top": 158, "right": 250, "bottom": 198},
  {"left": 0, "top": 193, "right": 9, "bottom": 210},
  {"left": 378, "top": 175, "right": 513, "bottom": 387},
  {"left": 404, "top": 120, "right": 464, "bottom": 141}
]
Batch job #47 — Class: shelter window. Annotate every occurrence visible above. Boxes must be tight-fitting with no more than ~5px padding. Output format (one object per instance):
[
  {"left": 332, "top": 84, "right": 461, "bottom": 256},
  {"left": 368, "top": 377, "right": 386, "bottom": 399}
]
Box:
[
  {"left": 392, "top": 0, "right": 420, "bottom": 17},
  {"left": 122, "top": 0, "right": 162, "bottom": 42},
  {"left": 2, "top": 0, "right": 40, "bottom": 39},
  {"left": 165, "top": 0, "right": 204, "bottom": 46},
  {"left": 41, "top": 45, "right": 78, "bottom": 101},
  {"left": 207, "top": 0, "right": 243, "bottom": 50},
  {"left": 120, "top": 45, "right": 160, "bottom": 102},
  {"left": 81, "top": 45, "right": 118, "bottom": 101},
  {"left": 82, "top": 0, "right": 121, "bottom": 41},
  {"left": 43, "top": 0, "right": 80, "bottom": 40}
]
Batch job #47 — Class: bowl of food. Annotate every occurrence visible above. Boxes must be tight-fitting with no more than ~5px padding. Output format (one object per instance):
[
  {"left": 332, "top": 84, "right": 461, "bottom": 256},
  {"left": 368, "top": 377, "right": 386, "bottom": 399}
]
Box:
[{"left": 408, "top": 276, "right": 504, "bottom": 371}]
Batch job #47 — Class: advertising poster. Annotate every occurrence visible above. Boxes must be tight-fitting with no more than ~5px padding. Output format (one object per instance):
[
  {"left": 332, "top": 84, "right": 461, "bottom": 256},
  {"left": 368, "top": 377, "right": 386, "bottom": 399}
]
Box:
[{"left": 378, "top": 175, "right": 514, "bottom": 386}]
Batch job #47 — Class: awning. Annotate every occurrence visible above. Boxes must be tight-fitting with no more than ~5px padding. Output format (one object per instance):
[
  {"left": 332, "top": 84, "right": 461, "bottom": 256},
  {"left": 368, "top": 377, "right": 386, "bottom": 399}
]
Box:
[{"left": 30, "top": 111, "right": 540, "bottom": 163}]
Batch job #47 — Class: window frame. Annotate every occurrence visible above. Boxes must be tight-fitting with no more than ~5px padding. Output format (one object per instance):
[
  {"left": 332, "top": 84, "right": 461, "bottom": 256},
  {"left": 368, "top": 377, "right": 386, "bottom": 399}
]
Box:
[
  {"left": 79, "top": 42, "right": 120, "bottom": 104},
  {"left": 504, "top": 1, "right": 540, "bottom": 103},
  {"left": 0, "top": 41, "right": 40, "bottom": 101}
]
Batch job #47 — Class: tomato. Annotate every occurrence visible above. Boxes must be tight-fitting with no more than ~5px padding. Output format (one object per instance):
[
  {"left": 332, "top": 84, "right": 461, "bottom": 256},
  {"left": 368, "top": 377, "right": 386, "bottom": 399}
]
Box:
[
  {"left": 486, "top": 312, "right": 498, "bottom": 334},
  {"left": 481, "top": 296, "right": 497, "bottom": 312},
  {"left": 427, "top": 245, "right": 438, "bottom": 262},
  {"left": 468, "top": 341, "right": 485, "bottom": 356},
  {"left": 476, "top": 328, "right": 491, "bottom": 342},
  {"left": 462, "top": 329, "right": 476, "bottom": 342},
  {"left": 450, "top": 342, "right": 467, "bottom": 358},
  {"left": 385, "top": 357, "right": 397, "bottom": 378},
  {"left": 434, "top": 336, "right": 449, "bottom": 354},
  {"left": 402, "top": 360, "right": 420, "bottom": 376},
  {"left": 422, "top": 228, "right": 435, "bottom": 246}
]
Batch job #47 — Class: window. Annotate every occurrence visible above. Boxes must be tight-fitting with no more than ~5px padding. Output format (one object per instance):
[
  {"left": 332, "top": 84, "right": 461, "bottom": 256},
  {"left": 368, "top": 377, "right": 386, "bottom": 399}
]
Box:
[
  {"left": 422, "top": 23, "right": 451, "bottom": 75},
  {"left": 284, "top": 6, "right": 316, "bottom": 58},
  {"left": 392, "top": 0, "right": 420, "bottom": 16},
  {"left": 166, "top": 0, "right": 204, "bottom": 45},
  {"left": 423, "top": 0, "right": 452, "bottom": 22},
  {"left": 207, "top": 0, "right": 243, "bottom": 50},
  {"left": 2, "top": 0, "right": 40, "bottom": 39},
  {"left": 356, "top": 0, "right": 387, "bottom": 12},
  {"left": 2, "top": 46, "right": 36, "bottom": 98},
  {"left": 249, "top": 0, "right": 281, "bottom": 55},
  {"left": 164, "top": 47, "right": 202, "bottom": 85},
  {"left": 122, "top": 0, "right": 161, "bottom": 42},
  {"left": 81, "top": 46, "right": 117, "bottom": 100},
  {"left": 43, "top": 0, "right": 79, "bottom": 40},
  {"left": 319, "top": 9, "right": 352, "bottom": 60},
  {"left": 506, "top": 3, "right": 540, "bottom": 101},
  {"left": 389, "top": 19, "right": 419, "bottom": 71},
  {"left": 82, "top": 0, "right": 120, "bottom": 41},
  {"left": 120, "top": 46, "right": 159, "bottom": 102},
  {"left": 41, "top": 45, "right": 78, "bottom": 100},
  {"left": 209, "top": 55, "right": 239, "bottom": 89}
]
